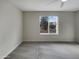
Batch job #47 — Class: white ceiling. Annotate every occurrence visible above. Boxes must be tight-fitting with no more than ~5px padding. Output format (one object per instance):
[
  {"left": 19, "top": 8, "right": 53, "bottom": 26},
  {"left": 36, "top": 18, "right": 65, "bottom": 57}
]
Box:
[{"left": 8, "top": 0, "right": 79, "bottom": 11}]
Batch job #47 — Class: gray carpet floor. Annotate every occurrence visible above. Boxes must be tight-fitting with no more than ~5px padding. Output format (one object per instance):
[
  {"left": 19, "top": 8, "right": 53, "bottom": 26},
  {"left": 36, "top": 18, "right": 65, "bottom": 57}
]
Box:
[{"left": 5, "top": 43, "right": 79, "bottom": 59}]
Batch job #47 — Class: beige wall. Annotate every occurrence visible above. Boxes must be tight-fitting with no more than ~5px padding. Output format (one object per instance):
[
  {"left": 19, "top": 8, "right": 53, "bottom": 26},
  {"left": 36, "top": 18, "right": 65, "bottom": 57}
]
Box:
[
  {"left": 75, "top": 11, "right": 79, "bottom": 42},
  {"left": 23, "top": 11, "right": 75, "bottom": 42},
  {"left": 0, "top": 0, "right": 23, "bottom": 59}
]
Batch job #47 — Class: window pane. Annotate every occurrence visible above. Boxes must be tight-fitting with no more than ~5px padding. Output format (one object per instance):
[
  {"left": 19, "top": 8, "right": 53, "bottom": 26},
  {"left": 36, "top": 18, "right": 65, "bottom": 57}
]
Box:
[
  {"left": 49, "top": 22, "right": 56, "bottom": 33},
  {"left": 40, "top": 16, "right": 48, "bottom": 33},
  {"left": 48, "top": 16, "right": 58, "bottom": 33}
]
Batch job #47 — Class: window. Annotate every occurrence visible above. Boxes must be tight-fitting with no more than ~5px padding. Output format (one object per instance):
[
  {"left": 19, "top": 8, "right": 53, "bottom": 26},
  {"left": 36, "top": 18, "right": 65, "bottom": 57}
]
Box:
[{"left": 40, "top": 16, "right": 59, "bottom": 35}]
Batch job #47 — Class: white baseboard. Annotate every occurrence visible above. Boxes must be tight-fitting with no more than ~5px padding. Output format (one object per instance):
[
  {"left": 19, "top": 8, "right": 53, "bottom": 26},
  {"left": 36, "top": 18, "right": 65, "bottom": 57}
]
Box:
[{"left": 2, "top": 41, "right": 22, "bottom": 59}]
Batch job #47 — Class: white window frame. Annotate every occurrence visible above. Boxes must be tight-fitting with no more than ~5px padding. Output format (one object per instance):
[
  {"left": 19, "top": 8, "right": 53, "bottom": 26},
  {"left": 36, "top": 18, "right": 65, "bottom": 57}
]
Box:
[{"left": 40, "top": 16, "right": 59, "bottom": 35}]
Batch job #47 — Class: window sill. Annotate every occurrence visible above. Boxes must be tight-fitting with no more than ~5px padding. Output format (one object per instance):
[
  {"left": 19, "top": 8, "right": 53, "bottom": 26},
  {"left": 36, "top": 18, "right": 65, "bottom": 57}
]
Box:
[{"left": 40, "top": 33, "right": 58, "bottom": 35}]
